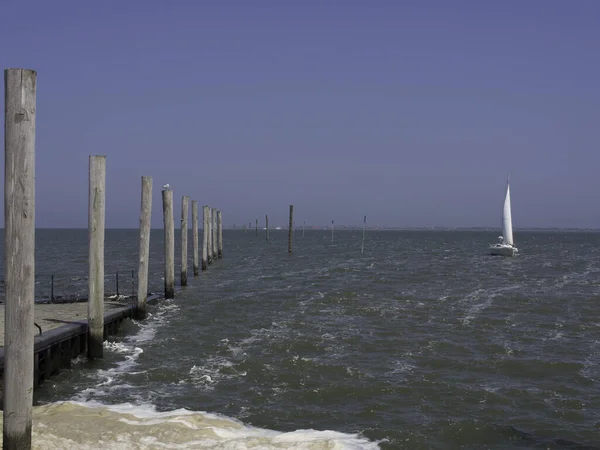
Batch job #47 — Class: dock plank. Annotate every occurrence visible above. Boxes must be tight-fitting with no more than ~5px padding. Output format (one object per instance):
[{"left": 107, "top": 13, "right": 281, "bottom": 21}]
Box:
[{"left": 0, "top": 301, "right": 132, "bottom": 347}]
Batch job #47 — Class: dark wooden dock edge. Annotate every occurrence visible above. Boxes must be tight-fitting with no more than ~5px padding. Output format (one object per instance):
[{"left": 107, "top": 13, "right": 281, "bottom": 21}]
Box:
[{"left": 0, "top": 295, "right": 162, "bottom": 405}]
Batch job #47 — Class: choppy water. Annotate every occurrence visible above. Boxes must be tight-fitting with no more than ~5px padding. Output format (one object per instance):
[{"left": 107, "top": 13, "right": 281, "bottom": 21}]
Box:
[{"left": 3, "top": 229, "right": 600, "bottom": 449}]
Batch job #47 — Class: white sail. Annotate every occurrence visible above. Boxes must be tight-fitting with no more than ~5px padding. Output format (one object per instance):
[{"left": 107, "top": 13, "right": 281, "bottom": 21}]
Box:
[{"left": 502, "top": 182, "right": 513, "bottom": 246}]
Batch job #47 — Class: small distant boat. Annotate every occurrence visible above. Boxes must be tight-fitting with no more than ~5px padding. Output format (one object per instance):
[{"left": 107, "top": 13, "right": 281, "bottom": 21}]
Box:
[{"left": 489, "top": 175, "right": 518, "bottom": 257}]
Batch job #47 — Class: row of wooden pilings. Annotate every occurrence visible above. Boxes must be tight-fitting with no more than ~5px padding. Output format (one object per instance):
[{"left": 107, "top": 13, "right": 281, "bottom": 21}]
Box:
[
  {"left": 2, "top": 68, "right": 224, "bottom": 449},
  {"left": 150, "top": 183, "right": 223, "bottom": 305}
]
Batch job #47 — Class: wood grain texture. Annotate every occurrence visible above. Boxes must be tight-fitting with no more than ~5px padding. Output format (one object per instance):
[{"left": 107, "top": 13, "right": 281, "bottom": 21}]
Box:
[
  {"left": 162, "top": 190, "right": 175, "bottom": 298},
  {"left": 136, "top": 176, "right": 152, "bottom": 319},
  {"left": 88, "top": 155, "right": 106, "bottom": 360},
  {"left": 3, "top": 68, "right": 36, "bottom": 450},
  {"left": 181, "top": 196, "right": 189, "bottom": 286}
]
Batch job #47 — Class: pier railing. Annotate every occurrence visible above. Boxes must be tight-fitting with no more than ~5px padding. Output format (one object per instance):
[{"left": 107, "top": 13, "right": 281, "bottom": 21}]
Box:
[{"left": 0, "top": 270, "right": 137, "bottom": 304}]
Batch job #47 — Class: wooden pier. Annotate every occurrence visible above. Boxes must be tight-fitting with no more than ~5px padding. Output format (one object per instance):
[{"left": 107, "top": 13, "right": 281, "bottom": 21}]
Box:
[{"left": 0, "top": 298, "right": 156, "bottom": 402}]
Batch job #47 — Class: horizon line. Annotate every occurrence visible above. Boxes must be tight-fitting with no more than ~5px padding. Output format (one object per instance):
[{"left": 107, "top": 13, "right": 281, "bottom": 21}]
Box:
[{"left": 3, "top": 226, "right": 599, "bottom": 232}]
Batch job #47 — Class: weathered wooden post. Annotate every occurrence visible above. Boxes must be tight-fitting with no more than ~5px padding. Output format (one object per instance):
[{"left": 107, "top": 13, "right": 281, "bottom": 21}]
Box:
[
  {"left": 266, "top": 215, "right": 269, "bottom": 242},
  {"left": 88, "top": 155, "right": 106, "bottom": 360},
  {"left": 192, "top": 201, "right": 199, "bottom": 276},
  {"left": 162, "top": 188, "right": 175, "bottom": 298},
  {"left": 203, "top": 205, "right": 210, "bottom": 267},
  {"left": 288, "top": 205, "right": 294, "bottom": 253},
  {"left": 3, "top": 68, "right": 36, "bottom": 449},
  {"left": 212, "top": 207, "right": 217, "bottom": 260},
  {"left": 181, "top": 196, "right": 189, "bottom": 286},
  {"left": 136, "top": 176, "right": 152, "bottom": 319},
  {"left": 208, "top": 207, "right": 214, "bottom": 264},
  {"left": 217, "top": 210, "right": 223, "bottom": 258}
]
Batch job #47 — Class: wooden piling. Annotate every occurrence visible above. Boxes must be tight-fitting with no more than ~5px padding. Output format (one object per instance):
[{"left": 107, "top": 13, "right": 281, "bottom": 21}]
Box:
[
  {"left": 3, "top": 68, "right": 36, "bottom": 450},
  {"left": 208, "top": 208, "right": 213, "bottom": 259},
  {"left": 203, "top": 205, "right": 210, "bottom": 267},
  {"left": 217, "top": 210, "right": 223, "bottom": 258},
  {"left": 136, "top": 176, "right": 152, "bottom": 320},
  {"left": 88, "top": 155, "right": 106, "bottom": 360},
  {"left": 266, "top": 215, "right": 269, "bottom": 242},
  {"left": 192, "top": 201, "right": 199, "bottom": 276},
  {"left": 181, "top": 196, "right": 189, "bottom": 286},
  {"left": 211, "top": 208, "right": 217, "bottom": 259},
  {"left": 162, "top": 189, "right": 175, "bottom": 298},
  {"left": 288, "top": 205, "right": 294, "bottom": 253}
]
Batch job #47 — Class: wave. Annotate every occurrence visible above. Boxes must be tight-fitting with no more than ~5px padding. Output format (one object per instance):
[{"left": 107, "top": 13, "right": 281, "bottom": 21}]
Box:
[{"left": 18, "top": 401, "right": 380, "bottom": 449}]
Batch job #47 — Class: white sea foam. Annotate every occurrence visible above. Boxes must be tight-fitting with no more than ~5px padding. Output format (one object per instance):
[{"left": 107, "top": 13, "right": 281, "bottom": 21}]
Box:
[
  {"left": 73, "top": 300, "right": 179, "bottom": 402},
  {"left": 459, "top": 285, "right": 521, "bottom": 325},
  {"left": 14, "top": 401, "right": 380, "bottom": 449}
]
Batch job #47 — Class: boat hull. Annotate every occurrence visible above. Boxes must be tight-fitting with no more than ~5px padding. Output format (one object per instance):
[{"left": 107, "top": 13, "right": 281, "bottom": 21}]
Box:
[{"left": 489, "top": 244, "right": 518, "bottom": 257}]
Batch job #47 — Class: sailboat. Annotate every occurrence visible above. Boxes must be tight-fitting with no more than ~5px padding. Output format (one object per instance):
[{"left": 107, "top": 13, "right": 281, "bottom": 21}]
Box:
[{"left": 489, "top": 175, "right": 518, "bottom": 256}]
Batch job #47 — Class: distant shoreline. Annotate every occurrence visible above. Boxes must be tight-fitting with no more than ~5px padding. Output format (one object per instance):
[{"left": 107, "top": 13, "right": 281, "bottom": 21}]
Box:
[{"left": 7, "top": 227, "right": 600, "bottom": 232}]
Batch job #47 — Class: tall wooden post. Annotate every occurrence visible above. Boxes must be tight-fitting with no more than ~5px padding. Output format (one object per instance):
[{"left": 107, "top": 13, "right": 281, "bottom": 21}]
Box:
[
  {"left": 3, "top": 68, "right": 36, "bottom": 450},
  {"left": 266, "top": 215, "right": 269, "bottom": 242},
  {"left": 217, "top": 210, "right": 223, "bottom": 258},
  {"left": 210, "top": 207, "right": 216, "bottom": 259},
  {"left": 204, "top": 205, "right": 211, "bottom": 266},
  {"left": 202, "top": 205, "right": 209, "bottom": 269},
  {"left": 192, "top": 200, "right": 199, "bottom": 276},
  {"left": 136, "top": 176, "right": 152, "bottom": 320},
  {"left": 288, "top": 205, "right": 294, "bottom": 253},
  {"left": 88, "top": 155, "right": 106, "bottom": 359},
  {"left": 162, "top": 189, "right": 175, "bottom": 298},
  {"left": 181, "top": 196, "right": 189, "bottom": 286}
]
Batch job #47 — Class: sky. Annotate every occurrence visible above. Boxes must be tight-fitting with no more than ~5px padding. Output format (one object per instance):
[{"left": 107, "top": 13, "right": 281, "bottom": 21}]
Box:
[{"left": 2, "top": 0, "right": 600, "bottom": 229}]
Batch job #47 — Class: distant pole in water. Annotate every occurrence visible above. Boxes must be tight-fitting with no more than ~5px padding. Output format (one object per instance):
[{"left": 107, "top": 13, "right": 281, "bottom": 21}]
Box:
[
  {"left": 217, "top": 210, "right": 223, "bottom": 258},
  {"left": 288, "top": 205, "right": 294, "bottom": 253},
  {"left": 266, "top": 215, "right": 269, "bottom": 242},
  {"left": 255, "top": 219, "right": 258, "bottom": 236},
  {"left": 180, "top": 196, "right": 189, "bottom": 286},
  {"left": 88, "top": 155, "right": 106, "bottom": 359},
  {"left": 192, "top": 200, "right": 199, "bottom": 276},
  {"left": 137, "top": 176, "right": 152, "bottom": 319},
  {"left": 202, "top": 205, "right": 209, "bottom": 270},
  {"left": 4, "top": 68, "right": 36, "bottom": 449},
  {"left": 361, "top": 215, "right": 367, "bottom": 254},
  {"left": 331, "top": 220, "right": 334, "bottom": 242},
  {"left": 303, "top": 221, "right": 305, "bottom": 237},
  {"left": 162, "top": 188, "right": 175, "bottom": 298}
]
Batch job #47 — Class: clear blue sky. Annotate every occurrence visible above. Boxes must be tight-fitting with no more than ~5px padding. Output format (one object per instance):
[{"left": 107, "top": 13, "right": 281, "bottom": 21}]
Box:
[{"left": 2, "top": 1, "right": 599, "bottom": 229}]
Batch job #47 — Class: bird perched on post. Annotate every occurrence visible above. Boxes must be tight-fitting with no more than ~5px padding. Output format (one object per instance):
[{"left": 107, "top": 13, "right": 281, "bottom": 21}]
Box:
[{"left": 162, "top": 183, "right": 170, "bottom": 190}]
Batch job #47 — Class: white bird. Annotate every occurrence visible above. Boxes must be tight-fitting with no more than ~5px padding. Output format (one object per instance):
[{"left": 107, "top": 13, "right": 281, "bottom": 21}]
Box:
[{"left": 162, "top": 184, "right": 170, "bottom": 190}]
